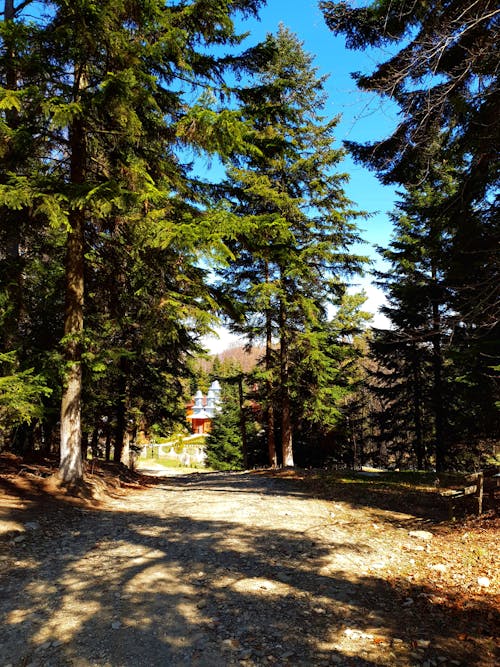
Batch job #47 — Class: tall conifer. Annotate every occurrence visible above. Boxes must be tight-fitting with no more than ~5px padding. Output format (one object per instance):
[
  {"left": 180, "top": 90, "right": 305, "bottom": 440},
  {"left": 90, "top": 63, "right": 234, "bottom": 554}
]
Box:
[
  {"left": 216, "top": 26, "right": 365, "bottom": 466},
  {"left": 1, "top": 0, "right": 264, "bottom": 481}
]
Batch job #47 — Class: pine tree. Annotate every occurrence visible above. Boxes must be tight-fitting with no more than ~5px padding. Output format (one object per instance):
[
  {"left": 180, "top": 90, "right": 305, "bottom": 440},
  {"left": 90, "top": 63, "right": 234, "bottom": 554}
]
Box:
[
  {"left": 0, "top": 1, "right": 63, "bottom": 451},
  {"left": 321, "top": 0, "right": 499, "bottom": 347},
  {"left": 320, "top": 0, "right": 499, "bottom": 203},
  {"left": 0, "top": 0, "right": 264, "bottom": 481},
  {"left": 321, "top": 1, "right": 499, "bottom": 469},
  {"left": 373, "top": 176, "right": 453, "bottom": 470},
  {"left": 369, "top": 172, "right": 499, "bottom": 470},
  {"left": 205, "top": 378, "right": 244, "bottom": 471},
  {"left": 216, "top": 26, "right": 365, "bottom": 466}
]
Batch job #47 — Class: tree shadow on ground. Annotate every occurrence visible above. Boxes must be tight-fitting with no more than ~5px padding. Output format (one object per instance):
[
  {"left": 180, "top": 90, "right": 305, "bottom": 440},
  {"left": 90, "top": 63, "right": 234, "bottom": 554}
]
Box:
[
  {"left": 254, "top": 469, "right": 496, "bottom": 525},
  {"left": 0, "top": 472, "right": 498, "bottom": 666},
  {"left": 140, "top": 469, "right": 452, "bottom": 525}
]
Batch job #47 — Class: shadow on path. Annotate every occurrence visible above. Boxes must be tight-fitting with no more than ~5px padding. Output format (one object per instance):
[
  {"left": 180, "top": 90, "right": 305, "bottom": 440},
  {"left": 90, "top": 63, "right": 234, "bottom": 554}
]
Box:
[{"left": 0, "top": 472, "right": 497, "bottom": 666}]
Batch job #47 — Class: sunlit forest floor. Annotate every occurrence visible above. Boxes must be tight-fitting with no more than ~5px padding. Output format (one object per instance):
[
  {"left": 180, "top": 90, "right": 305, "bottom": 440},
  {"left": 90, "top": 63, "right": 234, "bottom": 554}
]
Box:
[{"left": 0, "top": 454, "right": 498, "bottom": 666}]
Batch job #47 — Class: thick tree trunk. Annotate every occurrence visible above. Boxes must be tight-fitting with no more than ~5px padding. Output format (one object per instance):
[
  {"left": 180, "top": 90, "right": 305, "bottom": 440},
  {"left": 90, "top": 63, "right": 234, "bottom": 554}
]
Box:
[
  {"left": 59, "top": 207, "right": 85, "bottom": 482},
  {"left": 279, "top": 300, "right": 294, "bottom": 467},
  {"left": 59, "top": 96, "right": 86, "bottom": 483}
]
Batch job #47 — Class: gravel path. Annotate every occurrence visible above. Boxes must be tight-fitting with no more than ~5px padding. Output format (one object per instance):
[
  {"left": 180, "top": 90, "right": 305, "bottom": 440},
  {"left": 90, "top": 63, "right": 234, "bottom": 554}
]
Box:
[{"left": 0, "top": 471, "right": 497, "bottom": 666}]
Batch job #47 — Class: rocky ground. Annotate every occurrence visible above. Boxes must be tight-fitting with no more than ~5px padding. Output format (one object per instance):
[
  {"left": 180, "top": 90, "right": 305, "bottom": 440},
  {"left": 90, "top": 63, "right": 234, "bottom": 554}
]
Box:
[{"left": 0, "top": 456, "right": 498, "bottom": 666}]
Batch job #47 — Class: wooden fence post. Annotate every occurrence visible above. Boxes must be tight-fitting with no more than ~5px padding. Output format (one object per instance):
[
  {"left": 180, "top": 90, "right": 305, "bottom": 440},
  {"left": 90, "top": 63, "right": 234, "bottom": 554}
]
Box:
[{"left": 477, "top": 472, "right": 484, "bottom": 515}]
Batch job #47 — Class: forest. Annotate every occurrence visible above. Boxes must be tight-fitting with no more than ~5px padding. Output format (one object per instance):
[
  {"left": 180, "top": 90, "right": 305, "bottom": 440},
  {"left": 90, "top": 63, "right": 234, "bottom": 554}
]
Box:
[{"left": 0, "top": 0, "right": 498, "bottom": 482}]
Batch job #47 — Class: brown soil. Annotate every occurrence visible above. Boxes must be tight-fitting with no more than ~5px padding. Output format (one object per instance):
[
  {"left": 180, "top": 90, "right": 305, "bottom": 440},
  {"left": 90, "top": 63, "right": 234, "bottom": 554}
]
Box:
[{"left": 0, "top": 454, "right": 498, "bottom": 666}]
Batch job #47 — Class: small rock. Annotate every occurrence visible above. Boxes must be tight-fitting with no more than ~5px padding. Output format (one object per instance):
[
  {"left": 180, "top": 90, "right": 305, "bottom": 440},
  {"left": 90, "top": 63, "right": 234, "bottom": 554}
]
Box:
[
  {"left": 429, "top": 564, "right": 447, "bottom": 573},
  {"left": 409, "top": 530, "right": 433, "bottom": 541},
  {"left": 111, "top": 621, "right": 121, "bottom": 629},
  {"left": 35, "top": 641, "right": 52, "bottom": 651},
  {"left": 25, "top": 521, "right": 40, "bottom": 530},
  {"left": 13, "top": 534, "right": 26, "bottom": 543},
  {"left": 416, "top": 639, "right": 431, "bottom": 648},
  {"left": 239, "top": 649, "right": 253, "bottom": 659},
  {"left": 196, "top": 600, "right": 207, "bottom": 609},
  {"left": 402, "top": 597, "right": 414, "bottom": 606},
  {"left": 477, "top": 576, "right": 490, "bottom": 588},
  {"left": 344, "top": 628, "right": 374, "bottom": 640}
]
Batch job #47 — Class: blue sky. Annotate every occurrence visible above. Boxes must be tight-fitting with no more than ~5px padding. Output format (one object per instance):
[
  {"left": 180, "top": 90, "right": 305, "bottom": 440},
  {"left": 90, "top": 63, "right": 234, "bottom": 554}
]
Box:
[{"left": 204, "top": 0, "right": 399, "bottom": 352}]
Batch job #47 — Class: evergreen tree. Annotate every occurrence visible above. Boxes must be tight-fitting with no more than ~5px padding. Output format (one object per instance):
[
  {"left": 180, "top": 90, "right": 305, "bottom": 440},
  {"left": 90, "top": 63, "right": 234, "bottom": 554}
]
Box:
[
  {"left": 216, "top": 25, "right": 365, "bottom": 467},
  {"left": 368, "top": 173, "right": 499, "bottom": 470},
  {"left": 0, "top": 1, "right": 63, "bottom": 452},
  {"left": 322, "top": 1, "right": 499, "bottom": 468},
  {"left": 374, "top": 176, "right": 453, "bottom": 470},
  {"left": 205, "top": 381, "right": 244, "bottom": 471},
  {"left": 320, "top": 0, "right": 499, "bottom": 204},
  {"left": 291, "top": 292, "right": 372, "bottom": 467},
  {"left": 0, "top": 0, "right": 264, "bottom": 480}
]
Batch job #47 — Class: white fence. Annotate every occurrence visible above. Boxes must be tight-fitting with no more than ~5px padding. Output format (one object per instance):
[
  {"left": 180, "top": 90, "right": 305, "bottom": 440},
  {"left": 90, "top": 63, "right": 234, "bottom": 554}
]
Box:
[{"left": 141, "top": 437, "right": 207, "bottom": 467}]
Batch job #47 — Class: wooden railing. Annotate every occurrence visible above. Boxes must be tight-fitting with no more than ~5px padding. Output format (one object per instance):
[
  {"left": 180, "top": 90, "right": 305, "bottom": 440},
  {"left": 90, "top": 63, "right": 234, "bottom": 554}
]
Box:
[{"left": 439, "top": 468, "right": 500, "bottom": 516}]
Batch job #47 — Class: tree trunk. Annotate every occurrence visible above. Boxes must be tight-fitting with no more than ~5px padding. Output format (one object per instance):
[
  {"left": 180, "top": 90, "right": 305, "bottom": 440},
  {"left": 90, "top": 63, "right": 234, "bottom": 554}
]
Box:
[
  {"left": 410, "top": 342, "right": 425, "bottom": 469},
  {"left": 59, "top": 82, "right": 86, "bottom": 483},
  {"left": 104, "top": 423, "right": 112, "bottom": 462},
  {"left": 59, "top": 206, "right": 85, "bottom": 481},
  {"left": 265, "top": 295, "right": 277, "bottom": 467},
  {"left": 113, "top": 358, "right": 129, "bottom": 465},
  {"left": 237, "top": 374, "right": 248, "bottom": 469},
  {"left": 90, "top": 425, "right": 99, "bottom": 458},
  {"left": 279, "top": 299, "right": 294, "bottom": 467},
  {"left": 121, "top": 430, "right": 131, "bottom": 467},
  {"left": 432, "top": 296, "right": 445, "bottom": 472}
]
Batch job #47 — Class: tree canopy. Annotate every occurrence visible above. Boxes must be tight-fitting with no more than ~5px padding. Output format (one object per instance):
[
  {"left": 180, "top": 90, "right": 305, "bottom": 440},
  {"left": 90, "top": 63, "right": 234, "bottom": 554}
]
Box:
[{"left": 320, "top": 0, "right": 499, "bottom": 204}]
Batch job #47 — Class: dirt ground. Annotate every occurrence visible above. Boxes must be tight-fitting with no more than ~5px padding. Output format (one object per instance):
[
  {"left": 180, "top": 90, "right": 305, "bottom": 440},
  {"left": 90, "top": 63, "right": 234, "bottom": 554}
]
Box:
[{"left": 0, "top": 455, "right": 498, "bottom": 667}]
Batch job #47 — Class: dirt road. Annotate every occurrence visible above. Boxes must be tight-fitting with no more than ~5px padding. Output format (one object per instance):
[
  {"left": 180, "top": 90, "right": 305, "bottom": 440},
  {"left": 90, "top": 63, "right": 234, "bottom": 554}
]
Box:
[{"left": 0, "top": 470, "right": 497, "bottom": 666}]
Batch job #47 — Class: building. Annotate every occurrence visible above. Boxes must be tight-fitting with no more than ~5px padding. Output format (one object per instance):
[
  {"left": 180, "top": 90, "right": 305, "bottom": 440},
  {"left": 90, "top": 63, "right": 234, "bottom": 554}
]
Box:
[{"left": 186, "top": 380, "right": 222, "bottom": 434}]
